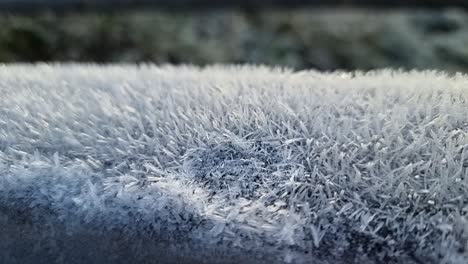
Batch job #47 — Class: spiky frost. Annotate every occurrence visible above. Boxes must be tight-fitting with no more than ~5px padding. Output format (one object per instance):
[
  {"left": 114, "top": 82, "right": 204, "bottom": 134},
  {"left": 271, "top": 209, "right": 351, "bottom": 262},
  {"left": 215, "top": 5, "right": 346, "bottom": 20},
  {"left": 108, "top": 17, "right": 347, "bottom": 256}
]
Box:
[{"left": 0, "top": 65, "right": 467, "bottom": 263}]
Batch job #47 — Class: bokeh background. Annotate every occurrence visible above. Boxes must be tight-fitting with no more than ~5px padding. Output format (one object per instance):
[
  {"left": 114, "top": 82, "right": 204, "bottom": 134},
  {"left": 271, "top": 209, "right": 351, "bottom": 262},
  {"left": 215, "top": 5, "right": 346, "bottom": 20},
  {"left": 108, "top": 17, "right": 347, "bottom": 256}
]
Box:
[{"left": 2, "top": 8, "right": 468, "bottom": 72}]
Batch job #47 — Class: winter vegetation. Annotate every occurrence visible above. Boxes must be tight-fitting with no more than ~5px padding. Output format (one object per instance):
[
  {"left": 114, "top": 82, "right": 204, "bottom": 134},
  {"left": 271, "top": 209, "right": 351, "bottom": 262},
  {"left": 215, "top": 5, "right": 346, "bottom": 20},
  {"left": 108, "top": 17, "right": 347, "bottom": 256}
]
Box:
[
  {"left": 0, "top": 64, "right": 467, "bottom": 263},
  {"left": 2, "top": 9, "right": 468, "bottom": 72}
]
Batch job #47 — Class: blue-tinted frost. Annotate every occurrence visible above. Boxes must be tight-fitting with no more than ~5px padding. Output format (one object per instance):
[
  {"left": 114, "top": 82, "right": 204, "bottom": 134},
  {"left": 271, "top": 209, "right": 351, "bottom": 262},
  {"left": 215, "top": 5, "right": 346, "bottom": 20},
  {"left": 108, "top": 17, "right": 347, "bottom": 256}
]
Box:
[{"left": 0, "top": 65, "right": 467, "bottom": 263}]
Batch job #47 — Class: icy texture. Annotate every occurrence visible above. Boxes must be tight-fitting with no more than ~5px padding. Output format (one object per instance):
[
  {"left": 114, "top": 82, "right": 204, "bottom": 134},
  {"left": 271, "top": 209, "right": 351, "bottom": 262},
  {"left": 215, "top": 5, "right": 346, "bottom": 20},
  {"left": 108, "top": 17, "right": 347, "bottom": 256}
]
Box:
[{"left": 0, "top": 64, "right": 467, "bottom": 263}]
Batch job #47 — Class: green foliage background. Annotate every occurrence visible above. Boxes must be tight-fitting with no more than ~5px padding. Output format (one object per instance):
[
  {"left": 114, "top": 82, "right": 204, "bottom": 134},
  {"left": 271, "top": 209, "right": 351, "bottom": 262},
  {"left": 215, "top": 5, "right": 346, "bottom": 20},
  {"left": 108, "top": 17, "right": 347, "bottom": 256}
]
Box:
[{"left": 1, "top": 9, "right": 468, "bottom": 71}]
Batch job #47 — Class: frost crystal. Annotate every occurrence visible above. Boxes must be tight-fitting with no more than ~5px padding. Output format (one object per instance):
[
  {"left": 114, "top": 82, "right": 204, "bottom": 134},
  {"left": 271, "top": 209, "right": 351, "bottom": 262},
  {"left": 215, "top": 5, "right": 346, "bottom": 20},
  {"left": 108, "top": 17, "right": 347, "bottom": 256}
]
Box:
[{"left": 0, "top": 65, "right": 467, "bottom": 263}]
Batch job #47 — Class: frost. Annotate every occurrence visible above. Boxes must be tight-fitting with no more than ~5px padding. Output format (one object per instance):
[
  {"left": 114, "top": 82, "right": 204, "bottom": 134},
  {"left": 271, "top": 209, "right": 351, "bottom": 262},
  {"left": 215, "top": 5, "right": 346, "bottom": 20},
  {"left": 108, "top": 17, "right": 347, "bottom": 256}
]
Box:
[{"left": 0, "top": 64, "right": 467, "bottom": 263}]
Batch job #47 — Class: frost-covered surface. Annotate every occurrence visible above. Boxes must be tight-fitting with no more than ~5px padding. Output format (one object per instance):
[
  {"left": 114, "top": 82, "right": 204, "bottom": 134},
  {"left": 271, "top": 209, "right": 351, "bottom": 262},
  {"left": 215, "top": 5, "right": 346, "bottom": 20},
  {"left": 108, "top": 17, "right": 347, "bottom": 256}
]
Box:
[{"left": 0, "top": 64, "right": 467, "bottom": 264}]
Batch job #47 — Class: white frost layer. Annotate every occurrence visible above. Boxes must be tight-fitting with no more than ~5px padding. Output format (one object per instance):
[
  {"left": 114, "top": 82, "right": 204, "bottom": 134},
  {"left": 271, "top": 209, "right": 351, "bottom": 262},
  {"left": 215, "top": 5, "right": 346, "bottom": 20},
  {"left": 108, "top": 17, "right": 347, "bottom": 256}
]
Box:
[{"left": 0, "top": 65, "right": 467, "bottom": 263}]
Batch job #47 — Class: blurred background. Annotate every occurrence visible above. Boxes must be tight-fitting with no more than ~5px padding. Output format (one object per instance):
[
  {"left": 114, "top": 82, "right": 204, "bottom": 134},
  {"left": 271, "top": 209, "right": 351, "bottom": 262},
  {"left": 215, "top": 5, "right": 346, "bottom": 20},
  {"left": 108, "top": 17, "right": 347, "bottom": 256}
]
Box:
[{"left": 1, "top": 2, "right": 468, "bottom": 72}]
